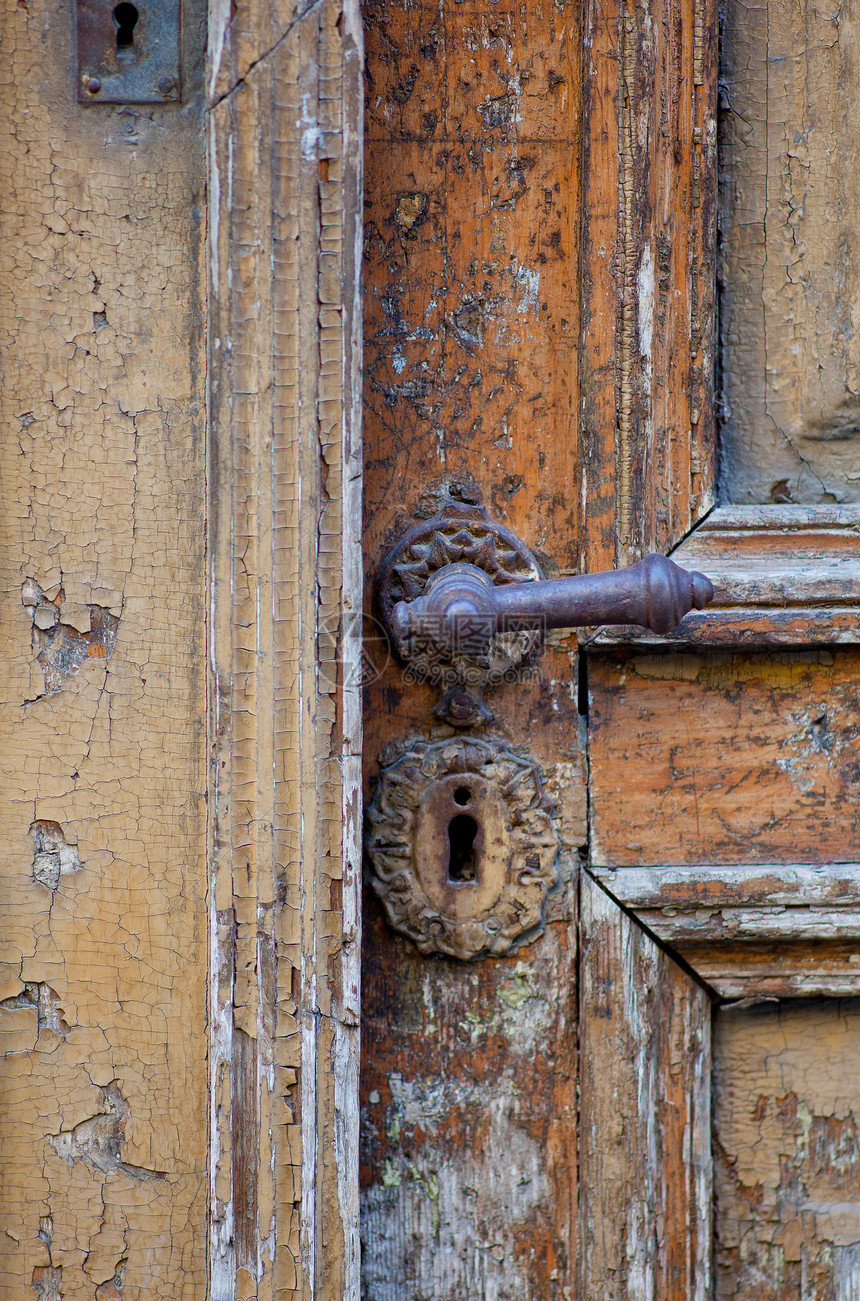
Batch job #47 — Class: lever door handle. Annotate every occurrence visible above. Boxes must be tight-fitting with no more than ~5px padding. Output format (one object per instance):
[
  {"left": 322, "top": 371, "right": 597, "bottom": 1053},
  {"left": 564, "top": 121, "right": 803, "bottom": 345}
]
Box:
[
  {"left": 393, "top": 552, "right": 714, "bottom": 657},
  {"left": 377, "top": 505, "right": 715, "bottom": 697}
]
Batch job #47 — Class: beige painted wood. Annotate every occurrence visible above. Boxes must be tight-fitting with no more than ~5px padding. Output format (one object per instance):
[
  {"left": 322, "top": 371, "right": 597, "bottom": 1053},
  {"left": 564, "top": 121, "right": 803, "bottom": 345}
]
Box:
[
  {"left": 1, "top": 0, "right": 363, "bottom": 1296},
  {"left": 720, "top": 0, "right": 860, "bottom": 504},
  {"left": 0, "top": 2, "right": 209, "bottom": 1296},
  {"left": 207, "top": 1, "right": 364, "bottom": 1298}
]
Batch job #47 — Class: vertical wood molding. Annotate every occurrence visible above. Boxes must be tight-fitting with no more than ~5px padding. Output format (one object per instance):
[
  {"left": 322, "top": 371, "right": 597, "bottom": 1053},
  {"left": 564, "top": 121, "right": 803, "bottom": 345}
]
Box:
[
  {"left": 207, "top": 2, "right": 363, "bottom": 1296},
  {"left": 579, "top": 874, "right": 712, "bottom": 1301},
  {"left": 580, "top": 0, "right": 718, "bottom": 570}
]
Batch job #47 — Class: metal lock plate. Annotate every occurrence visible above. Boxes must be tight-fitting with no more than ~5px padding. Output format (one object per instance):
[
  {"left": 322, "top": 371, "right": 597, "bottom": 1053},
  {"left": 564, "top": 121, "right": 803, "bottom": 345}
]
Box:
[
  {"left": 366, "top": 735, "right": 560, "bottom": 960},
  {"left": 77, "top": 0, "right": 181, "bottom": 104}
]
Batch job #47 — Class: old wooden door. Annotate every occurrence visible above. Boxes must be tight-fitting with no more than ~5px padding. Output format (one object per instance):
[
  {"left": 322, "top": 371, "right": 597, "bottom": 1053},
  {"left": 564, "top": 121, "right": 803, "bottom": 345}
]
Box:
[
  {"left": 360, "top": 0, "right": 860, "bottom": 1298},
  {"left": 0, "top": 0, "right": 363, "bottom": 1297}
]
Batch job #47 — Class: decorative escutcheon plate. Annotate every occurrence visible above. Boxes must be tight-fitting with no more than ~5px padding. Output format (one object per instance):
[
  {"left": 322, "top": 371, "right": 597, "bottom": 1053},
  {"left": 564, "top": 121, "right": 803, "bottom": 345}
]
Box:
[
  {"left": 376, "top": 501, "right": 544, "bottom": 688},
  {"left": 365, "top": 734, "right": 560, "bottom": 960}
]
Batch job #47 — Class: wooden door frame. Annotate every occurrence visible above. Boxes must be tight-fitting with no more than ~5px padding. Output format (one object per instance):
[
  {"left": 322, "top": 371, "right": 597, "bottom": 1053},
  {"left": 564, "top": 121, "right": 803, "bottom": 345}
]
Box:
[{"left": 205, "top": 2, "right": 364, "bottom": 1295}]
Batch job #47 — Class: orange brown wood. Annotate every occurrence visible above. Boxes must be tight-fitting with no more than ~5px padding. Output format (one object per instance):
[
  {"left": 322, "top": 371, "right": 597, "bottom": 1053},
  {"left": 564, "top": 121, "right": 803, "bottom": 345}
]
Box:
[
  {"left": 580, "top": 0, "right": 718, "bottom": 569},
  {"left": 588, "top": 649, "right": 860, "bottom": 867},
  {"left": 361, "top": 0, "right": 587, "bottom": 1293},
  {"left": 363, "top": 0, "right": 581, "bottom": 576}
]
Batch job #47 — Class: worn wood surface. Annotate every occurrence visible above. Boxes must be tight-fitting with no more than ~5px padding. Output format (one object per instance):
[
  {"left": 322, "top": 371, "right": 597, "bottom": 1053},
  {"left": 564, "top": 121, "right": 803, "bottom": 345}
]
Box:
[
  {"left": 361, "top": 901, "right": 579, "bottom": 1301},
  {"left": 589, "top": 649, "right": 860, "bottom": 867},
  {"left": 591, "top": 506, "right": 860, "bottom": 647},
  {"left": 363, "top": 0, "right": 581, "bottom": 574},
  {"left": 596, "top": 865, "right": 860, "bottom": 942},
  {"left": 596, "top": 866, "right": 860, "bottom": 997},
  {"left": 208, "top": 1, "right": 364, "bottom": 1297},
  {"left": 719, "top": 0, "right": 860, "bottom": 505},
  {"left": 361, "top": 0, "right": 587, "bottom": 1292},
  {"left": 579, "top": 874, "right": 711, "bottom": 1301},
  {"left": 713, "top": 999, "right": 860, "bottom": 1298},
  {"left": 580, "top": 0, "right": 717, "bottom": 569},
  {"left": 0, "top": 2, "right": 208, "bottom": 1296}
]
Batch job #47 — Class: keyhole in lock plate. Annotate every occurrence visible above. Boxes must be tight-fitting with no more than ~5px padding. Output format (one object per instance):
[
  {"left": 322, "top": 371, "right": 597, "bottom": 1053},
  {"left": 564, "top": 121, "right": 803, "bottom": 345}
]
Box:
[
  {"left": 113, "top": 3, "right": 139, "bottom": 51},
  {"left": 448, "top": 809, "right": 478, "bottom": 883}
]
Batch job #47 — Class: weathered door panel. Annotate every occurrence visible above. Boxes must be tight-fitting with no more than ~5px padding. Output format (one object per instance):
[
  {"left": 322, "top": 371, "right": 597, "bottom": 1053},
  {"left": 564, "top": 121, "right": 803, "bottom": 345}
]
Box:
[
  {"left": 361, "top": 0, "right": 860, "bottom": 1289},
  {"left": 0, "top": 2, "right": 208, "bottom": 1295},
  {"left": 588, "top": 649, "right": 860, "bottom": 867},
  {"left": 361, "top": 0, "right": 586, "bottom": 1294},
  {"left": 579, "top": 874, "right": 711, "bottom": 1301}
]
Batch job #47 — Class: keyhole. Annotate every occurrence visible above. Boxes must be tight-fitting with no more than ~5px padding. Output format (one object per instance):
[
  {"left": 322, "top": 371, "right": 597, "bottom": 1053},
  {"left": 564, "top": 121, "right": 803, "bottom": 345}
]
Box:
[
  {"left": 113, "top": 3, "right": 139, "bottom": 49},
  {"left": 448, "top": 814, "right": 478, "bottom": 883}
]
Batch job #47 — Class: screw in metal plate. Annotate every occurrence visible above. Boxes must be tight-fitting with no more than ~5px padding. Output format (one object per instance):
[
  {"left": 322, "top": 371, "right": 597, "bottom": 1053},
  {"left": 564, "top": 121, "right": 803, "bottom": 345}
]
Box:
[
  {"left": 86, "top": 77, "right": 101, "bottom": 94},
  {"left": 156, "top": 75, "right": 176, "bottom": 95}
]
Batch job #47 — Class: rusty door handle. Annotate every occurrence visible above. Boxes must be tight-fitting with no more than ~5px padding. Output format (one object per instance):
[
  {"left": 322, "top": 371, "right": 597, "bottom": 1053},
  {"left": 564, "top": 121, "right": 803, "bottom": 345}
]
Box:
[
  {"left": 392, "top": 552, "right": 714, "bottom": 656},
  {"left": 376, "top": 506, "right": 715, "bottom": 715},
  {"left": 376, "top": 504, "right": 715, "bottom": 725}
]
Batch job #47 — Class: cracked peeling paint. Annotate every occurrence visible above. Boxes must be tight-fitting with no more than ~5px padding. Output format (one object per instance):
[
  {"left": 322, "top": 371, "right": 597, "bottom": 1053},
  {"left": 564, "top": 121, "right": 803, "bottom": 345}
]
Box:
[
  {"left": 1, "top": 0, "right": 208, "bottom": 1295},
  {"left": 715, "top": 1000, "right": 860, "bottom": 1298},
  {"left": 30, "top": 822, "right": 83, "bottom": 891},
  {"left": 206, "top": 0, "right": 364, "bottom": 1297},
  {"left": 50, "top": 1082, "right": 166, "bottom": 1180}
]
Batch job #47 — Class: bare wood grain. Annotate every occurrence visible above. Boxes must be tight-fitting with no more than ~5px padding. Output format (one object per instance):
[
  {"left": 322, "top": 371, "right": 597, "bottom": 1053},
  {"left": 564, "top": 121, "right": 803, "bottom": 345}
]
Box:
[{"left": 580, "top": 0, "right": 717, "bottom": 570}]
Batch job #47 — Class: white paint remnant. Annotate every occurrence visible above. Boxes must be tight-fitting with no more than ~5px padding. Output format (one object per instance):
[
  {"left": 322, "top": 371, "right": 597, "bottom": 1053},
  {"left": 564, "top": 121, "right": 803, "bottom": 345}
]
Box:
[
  {"left": 300, "top": 94, "right": 323, "bottom": 161},
  {"left": 637, "top": 242, "right": 655, "bottom": 385},
  {"left": 207, "top": 0, "right": 232, "bottom": 100},
  {"left": 834, "top": 1243, "right": 860, "bottom": 1301},
  {"left": 514, "top": 264, "right": 540, "bottom": 315}
]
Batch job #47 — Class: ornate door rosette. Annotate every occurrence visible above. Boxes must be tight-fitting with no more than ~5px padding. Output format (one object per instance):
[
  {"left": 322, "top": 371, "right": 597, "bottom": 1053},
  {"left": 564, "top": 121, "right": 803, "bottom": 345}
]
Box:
[{"left": 365, "top": 734, "right": 560, "bottom": 960}]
